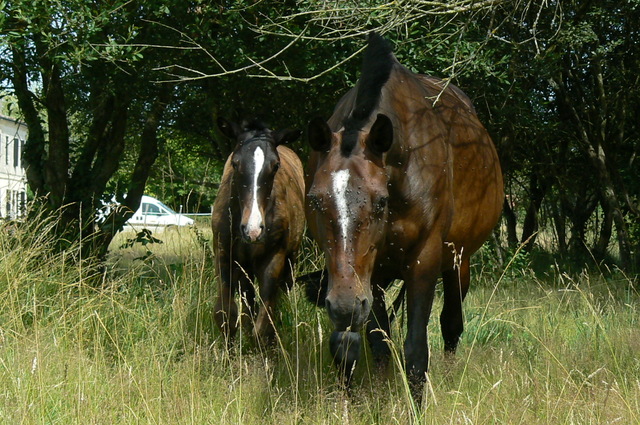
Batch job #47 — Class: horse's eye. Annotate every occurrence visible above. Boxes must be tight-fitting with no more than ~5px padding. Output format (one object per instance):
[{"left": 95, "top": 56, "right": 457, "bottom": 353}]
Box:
[
  {"left": 374, "top": 196, "right": 388, "bottom": 214},
  {"left": 273, "top": 162, "right": 280, "bottom": 173},
  {"left": 232, "top": 160, "right": 239, "bottom": 170},
  {"left": 307, "top": 194, "right": 323, "bottom": 212}
]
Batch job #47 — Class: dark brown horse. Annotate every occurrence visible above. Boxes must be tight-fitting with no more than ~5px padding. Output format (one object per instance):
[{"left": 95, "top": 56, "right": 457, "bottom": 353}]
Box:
[
  {"left": 212, "top": 118, "right": 305, "bottom": 344},
  {"left": 305, "top": 34, "right": 503, "bottom": 393}
]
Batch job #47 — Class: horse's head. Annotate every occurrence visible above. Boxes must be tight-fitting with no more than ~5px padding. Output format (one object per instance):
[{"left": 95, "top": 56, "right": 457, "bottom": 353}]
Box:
[
  {"left": 306, "top": 113, "right": 393, "bottom": 332},
  {"left": 218, "top": 117, "right": 301, "bottom": 243}
]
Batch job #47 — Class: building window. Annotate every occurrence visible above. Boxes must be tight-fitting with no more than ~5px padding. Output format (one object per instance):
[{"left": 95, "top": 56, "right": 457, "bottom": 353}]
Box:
[
  {"left": 4, "top": 136, "right": 8, "bottom": 165},
  {"left": 20, "top": 191, "right": 26, "bottom": 216},
  {"left": 13, "top": 190, "right": 18, "bottom": 218},
  {"left": 6, "top": 190, "right": 11, "bottom": 218},
  {"left": 13, "top": 138, "right": 19, "bottom": 167}
]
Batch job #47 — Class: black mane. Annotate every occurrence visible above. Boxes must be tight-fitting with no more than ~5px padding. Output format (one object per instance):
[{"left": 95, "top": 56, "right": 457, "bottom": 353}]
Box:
[
  {"left": 342, "top": 33, "right": 395, "bottom": 155},
  {"left": 239, "top": 119, "right": 273, "bottom": 144},
  {"left": 242, "top": 119, "right": 270, "bottom": 133}
]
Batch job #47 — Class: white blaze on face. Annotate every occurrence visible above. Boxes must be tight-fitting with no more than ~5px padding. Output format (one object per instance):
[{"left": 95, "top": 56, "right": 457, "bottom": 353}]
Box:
[
  {"left": 331, "top": 169, "right": 351, "bottom": 247},
  {"left": 246, "top": 146, "right": 265, "bottom": 237}
]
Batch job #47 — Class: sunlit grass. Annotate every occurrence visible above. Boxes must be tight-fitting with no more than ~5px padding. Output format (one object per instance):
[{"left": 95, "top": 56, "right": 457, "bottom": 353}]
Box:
[{"left": 0, "top": 218, "right": 638, "bottom": 424}]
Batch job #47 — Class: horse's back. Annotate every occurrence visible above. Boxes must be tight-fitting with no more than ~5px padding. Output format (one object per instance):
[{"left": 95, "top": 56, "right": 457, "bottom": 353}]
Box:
[
  {"left": 384, "top": 67, "right": 503, "bottom": 260},
  {"left": 277, "top": 145, "right": 305, "bottom": 197},
  {"left": 274, "top": 145, "right": 306, "bottom": 250},
  {"left": 420, "top": 74, "right": 503, "bottom": 258}
]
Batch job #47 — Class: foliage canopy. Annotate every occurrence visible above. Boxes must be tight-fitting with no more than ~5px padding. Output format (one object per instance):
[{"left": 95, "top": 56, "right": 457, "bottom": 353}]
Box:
[{"left": 0, "top": 0, "right": 638, "bottom": 271}]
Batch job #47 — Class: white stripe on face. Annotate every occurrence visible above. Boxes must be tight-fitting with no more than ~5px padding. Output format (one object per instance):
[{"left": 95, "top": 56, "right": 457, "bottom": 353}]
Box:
[
  {"left": 247, "top": 146, "right": 265, "bottom": 235},
  {"left": 331, "top": 169, "right": 350, "bottom": 247}
]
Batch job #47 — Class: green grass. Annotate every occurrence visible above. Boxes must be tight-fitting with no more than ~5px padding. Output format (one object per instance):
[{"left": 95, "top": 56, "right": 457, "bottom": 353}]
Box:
[{"left": 0, "top": 219, "right": 639, "bottom": 424}]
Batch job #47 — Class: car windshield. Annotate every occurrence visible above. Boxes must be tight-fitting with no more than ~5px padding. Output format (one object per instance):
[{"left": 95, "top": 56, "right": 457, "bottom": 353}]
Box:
[{"left": 155, "top": 199, "right": 177, "bottom": 214}]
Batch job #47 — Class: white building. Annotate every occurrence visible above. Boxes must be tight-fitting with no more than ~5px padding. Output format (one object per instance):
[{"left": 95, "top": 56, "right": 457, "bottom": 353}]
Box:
[{"left": 0, "top": 115, "right": 28, "bottom": 218}]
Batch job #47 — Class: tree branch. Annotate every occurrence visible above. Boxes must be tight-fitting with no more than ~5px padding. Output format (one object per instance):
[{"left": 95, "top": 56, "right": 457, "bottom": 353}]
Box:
[
  {"left": 10, "top": 42, "right": 46, "bottom": 195},
  {"left": 35, "top": 33, "right": 70, "bottom": 207},
  {"left": 122, "top": 84, "right": 174, "bottom": 218}
]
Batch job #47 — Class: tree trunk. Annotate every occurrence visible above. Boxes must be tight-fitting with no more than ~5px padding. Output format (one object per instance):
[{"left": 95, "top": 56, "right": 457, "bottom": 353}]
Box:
[
  {"left": 566, "top": 185, "right": 599, "bottom": 261},
  {"left": 594, "top": 199, "right": 613, "bottom": 261},
  {"left": 521, "top": 173, "right": 547, "bottom": 252},
  {"left": 585, "top": 142, "right": 632, "bottom": 269},
  {"left": 35, "top": 37, "right": 70, "bottom": 209},
  {"left": 503, "top": 197, "right": 519, "bottom": 249},
  {"left": 550, "top": 199, "right": 567, "bottom": 253},
  {"left": 10, "top": 42, "right": 47, "bottom": 195}
]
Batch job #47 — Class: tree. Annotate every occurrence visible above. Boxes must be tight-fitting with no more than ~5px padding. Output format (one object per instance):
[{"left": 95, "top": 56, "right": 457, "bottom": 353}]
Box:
[
  {"left": 544, "top": 1, "right": 639, "bottom": 269},
  {"left": 0, "top": 0, "right": 367, "bottom": 260},
  {"left": 1, "top": 0, "right": 182, "bottom": 258},
  {"left": 2, "top": 0, "right": 638, "bottom": 273}
]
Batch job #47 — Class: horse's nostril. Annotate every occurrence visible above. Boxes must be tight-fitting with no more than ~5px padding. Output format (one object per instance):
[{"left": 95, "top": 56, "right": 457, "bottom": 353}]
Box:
[
  {"left": 361, "top": 297, "right": 369, "bottom": 313},
  {"left": 325, "top": 298, "right": 332, "bottom": 313}
]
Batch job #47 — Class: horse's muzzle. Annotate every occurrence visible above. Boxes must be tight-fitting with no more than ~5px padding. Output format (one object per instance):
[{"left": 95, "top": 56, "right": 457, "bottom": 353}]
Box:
[
  {"left": 325, "top": 292, "right": 371, "bottom": 332},
  {"left": 240, "top": 223, "right": 264, "bottom": 243}
]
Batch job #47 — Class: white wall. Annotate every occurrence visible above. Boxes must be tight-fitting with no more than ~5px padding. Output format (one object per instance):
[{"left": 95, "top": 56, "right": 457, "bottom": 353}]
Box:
[{"left": 0, "top": 115, "right": 28, "bottom": 218}]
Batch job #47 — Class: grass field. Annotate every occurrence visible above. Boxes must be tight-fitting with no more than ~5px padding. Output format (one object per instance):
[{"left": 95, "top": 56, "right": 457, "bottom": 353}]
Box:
[{"left": 0, "top": 219, "right": 638, "bottom": 424}]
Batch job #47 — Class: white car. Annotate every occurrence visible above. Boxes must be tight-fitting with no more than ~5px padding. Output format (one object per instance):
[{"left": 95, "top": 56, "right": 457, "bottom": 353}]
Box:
[
  {"left": 97, "top": 195, "right": 194, "bottom": 229},
  {"left": 126, "top": 195, "right": 194, "bottom": 227}
]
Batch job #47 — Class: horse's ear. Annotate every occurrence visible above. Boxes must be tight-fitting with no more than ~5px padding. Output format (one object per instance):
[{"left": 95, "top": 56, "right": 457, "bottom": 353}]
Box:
[
  {"left": 274, "top": 128, "right": 302, "bottom": 145},
  {"left": 217, "top": 117, "right": 241, "bottom": 139},
  {"left": 367, "top": 114, "right": 393, "bottom": 155},
  {"left": 308, "top": 117, "right": 332, "bottom": 152}
]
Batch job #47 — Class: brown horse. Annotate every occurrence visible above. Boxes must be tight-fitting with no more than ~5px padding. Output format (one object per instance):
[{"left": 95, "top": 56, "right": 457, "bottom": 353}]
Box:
[
  {"left": 305, "top": 34, "right": 503, "bottom": 393},
  {"left": 212, "top": 118, "right": 305, "bottom": 344}
]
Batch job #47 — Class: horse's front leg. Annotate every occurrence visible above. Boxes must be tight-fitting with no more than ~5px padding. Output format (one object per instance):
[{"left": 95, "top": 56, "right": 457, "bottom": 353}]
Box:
[
  {"left": 366, "top": 280, "right": 392, "bottom": 368},
  {"left": 237, "top": 269, "right": 257, "bottom": 330},
  {"left": 254, "top": 250, "right": 289, "bottom": 345},
  {"left": 214, "top": 258, "right": 240, "bottom": 345},
  {"left": 404, "top": 244, "right": 441, "bottom": 400}
]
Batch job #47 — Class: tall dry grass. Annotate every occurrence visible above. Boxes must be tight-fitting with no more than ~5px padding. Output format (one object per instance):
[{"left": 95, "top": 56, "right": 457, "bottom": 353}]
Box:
[{"left": 0, "top": 216, "right": 639, "bottom": 424}]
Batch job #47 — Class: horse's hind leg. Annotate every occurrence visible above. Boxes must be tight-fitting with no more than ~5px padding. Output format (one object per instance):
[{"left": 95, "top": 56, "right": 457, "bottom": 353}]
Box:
[{"left": 440, "top": 257, "right": 470, "bottom": 353}]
